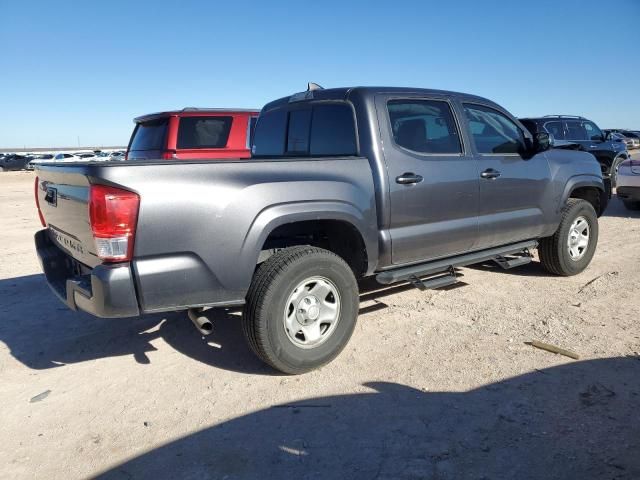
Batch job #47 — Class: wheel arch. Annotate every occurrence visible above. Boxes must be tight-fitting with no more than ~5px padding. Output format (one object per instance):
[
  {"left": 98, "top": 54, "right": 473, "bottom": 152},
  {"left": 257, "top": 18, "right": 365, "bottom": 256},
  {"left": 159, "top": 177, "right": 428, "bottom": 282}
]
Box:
[
  {"left": 562, "top": 176, "right": 608, "bottom": 217},
  {"left": 241, "top": 201, "right": 378, "bottom": 279}
]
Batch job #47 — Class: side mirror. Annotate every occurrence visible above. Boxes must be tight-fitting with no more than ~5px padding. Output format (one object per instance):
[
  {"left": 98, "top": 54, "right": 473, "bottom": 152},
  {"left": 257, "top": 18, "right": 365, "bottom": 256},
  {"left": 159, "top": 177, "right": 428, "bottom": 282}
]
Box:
[{"left": 533, "top": 132, "right": 551, "bottom": 153}]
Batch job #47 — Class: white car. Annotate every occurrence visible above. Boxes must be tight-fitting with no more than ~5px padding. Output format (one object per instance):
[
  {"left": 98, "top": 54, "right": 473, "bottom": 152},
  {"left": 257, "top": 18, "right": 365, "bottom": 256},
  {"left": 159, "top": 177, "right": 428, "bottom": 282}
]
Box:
[{"left": 50, "top": 153, "right": 83, "bottom": 162}]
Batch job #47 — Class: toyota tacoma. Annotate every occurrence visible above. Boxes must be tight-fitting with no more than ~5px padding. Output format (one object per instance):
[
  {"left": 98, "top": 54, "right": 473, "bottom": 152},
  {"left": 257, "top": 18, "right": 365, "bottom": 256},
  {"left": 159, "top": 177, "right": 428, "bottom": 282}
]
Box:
[{"left": 34, "top": 85, "right": 608, "bottom": 374}]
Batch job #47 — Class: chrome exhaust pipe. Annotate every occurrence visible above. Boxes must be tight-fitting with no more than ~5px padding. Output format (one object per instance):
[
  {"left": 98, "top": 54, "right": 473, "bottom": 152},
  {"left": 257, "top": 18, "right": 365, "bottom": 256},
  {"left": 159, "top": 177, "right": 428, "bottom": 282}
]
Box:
[{"left": 188, "top": 308, "right": 213, "bottom": 336}]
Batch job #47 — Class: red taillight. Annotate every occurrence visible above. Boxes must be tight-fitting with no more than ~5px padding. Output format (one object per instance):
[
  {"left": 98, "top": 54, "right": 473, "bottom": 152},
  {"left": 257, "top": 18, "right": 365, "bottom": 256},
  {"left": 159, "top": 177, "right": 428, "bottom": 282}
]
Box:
[
  {"left": 34, "top": 176, "right": 46, "bottom": 227},
  {"left": 89, "top": 184, "right": 140, "bottom": 262}
]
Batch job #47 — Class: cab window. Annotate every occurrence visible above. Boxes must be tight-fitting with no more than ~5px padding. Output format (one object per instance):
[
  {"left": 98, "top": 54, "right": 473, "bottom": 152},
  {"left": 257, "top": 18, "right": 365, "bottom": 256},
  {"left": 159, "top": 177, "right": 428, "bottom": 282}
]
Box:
[
  {"left": 464, "top": 104, "right": 525, "bottom": 154},
  {"left": 387, "top": 99, "right": 462, "bottom": 154}
]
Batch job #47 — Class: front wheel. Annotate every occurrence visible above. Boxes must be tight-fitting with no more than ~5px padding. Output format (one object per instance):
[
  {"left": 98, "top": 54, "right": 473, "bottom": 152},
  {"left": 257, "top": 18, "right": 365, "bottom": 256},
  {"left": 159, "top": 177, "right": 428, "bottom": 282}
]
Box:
[
  {"left": 242, "top": 246, "right": 359, "bottom": 374},
  {"left": 538, "top": 199, "right": 598, "bottom": 276}
]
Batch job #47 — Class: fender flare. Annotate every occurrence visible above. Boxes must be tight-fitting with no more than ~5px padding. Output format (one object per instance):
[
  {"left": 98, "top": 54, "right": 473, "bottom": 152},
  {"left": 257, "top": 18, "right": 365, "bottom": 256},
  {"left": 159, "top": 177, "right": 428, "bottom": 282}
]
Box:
[
  {"left": 237, "top": 200, "right": 379, "bottom": 285},
  {"left": 561, "top": 174, "right": 607, "bottom": 216}
]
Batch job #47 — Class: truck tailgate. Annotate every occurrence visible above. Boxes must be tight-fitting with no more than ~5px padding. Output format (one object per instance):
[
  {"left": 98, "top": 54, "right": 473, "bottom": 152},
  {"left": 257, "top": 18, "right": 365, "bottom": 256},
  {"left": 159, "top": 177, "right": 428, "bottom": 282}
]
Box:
[{"left": 36, "top": 166, "right": 101, "bottom": 268}]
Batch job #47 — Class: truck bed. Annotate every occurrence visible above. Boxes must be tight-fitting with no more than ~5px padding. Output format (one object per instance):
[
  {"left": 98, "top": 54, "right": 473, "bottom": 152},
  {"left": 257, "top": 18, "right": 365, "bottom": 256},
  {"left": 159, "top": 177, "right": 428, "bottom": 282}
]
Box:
[{"left": 35, "top": 158, "right": 378, "bottom": 315}]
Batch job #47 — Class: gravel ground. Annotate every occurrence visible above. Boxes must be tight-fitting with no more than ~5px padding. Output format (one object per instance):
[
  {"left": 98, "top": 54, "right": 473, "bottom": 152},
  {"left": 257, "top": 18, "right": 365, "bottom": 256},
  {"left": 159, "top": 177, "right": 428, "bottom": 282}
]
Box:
[{"left": 0, "top": 167, "right": 639, "bottom": 479}]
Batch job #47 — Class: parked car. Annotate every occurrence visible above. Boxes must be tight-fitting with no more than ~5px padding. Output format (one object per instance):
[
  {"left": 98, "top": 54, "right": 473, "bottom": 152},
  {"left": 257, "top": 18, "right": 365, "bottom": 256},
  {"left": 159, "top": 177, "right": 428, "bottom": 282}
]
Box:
[
  {"left": 109, "top": 151, "right": 126, "bottom": 161},
  {"left": 605, "top": 129, "right": 640, "bottom": 149},
  {"left": 26, "top": 154, "right": 55, "bottom": 170},
  {"left": 520, "top": 115, "right": 629, "bottom": 189},
  {"left": 34, "top": 85, "right": 607, "bottom": 374},
  {"left": 51, "top": 153, "right": 82, "bottom": 162},
  {"left": 0, "top": 154, "right": 30, "bottom": 171},
  {"left": 126, "top": 108, "right": 259, "bottom": 161},
  {"left": 605, "top": 131, "right": 635, "bottom": 150},
  {"left": 618, "top": 130, "right": 640, "bottom": 149},
  {"left": 616, "top": 159, "right": 640, "bottom": 211}
]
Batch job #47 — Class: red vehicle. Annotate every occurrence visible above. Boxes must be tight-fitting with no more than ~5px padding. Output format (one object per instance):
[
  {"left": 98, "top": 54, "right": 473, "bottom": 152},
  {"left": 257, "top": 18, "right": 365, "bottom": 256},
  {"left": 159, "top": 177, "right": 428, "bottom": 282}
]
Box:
[{"left": 126, "top": 108, "right": 259, "bottom": 160}]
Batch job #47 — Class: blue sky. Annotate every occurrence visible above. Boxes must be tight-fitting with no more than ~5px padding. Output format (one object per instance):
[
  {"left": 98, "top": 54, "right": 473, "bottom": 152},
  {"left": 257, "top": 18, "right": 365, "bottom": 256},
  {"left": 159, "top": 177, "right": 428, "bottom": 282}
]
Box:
[{"left": 1, "top": 0, "right": 639, "bottom": 148}]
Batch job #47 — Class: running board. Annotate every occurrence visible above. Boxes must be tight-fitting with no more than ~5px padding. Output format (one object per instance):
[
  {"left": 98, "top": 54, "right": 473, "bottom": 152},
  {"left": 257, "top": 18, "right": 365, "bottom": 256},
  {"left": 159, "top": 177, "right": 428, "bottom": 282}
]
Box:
[
  {"left": 409, "top": 267, "right": 458, "bottom": 291},
  {"left": 493, "top": 253, "right": 533, "bottom": 270},
  {"left": 376, "top": 240, "right": 538, "bottom": 285}
]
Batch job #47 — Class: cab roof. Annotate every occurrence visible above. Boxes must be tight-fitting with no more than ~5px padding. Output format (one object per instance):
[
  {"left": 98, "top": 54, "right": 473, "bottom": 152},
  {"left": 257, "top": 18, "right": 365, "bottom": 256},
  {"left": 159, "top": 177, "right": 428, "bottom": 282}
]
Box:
[
  {"left": 261, "top": 86, "right": 498, "bottom": 112},
  {"left": 134, "top": 108, "right": 259, "bottom": 123}
]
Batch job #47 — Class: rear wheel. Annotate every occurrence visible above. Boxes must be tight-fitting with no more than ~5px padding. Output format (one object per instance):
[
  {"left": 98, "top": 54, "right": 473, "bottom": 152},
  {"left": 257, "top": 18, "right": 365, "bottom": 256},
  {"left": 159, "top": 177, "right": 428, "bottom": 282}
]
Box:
[
  {"left": 538, "top": 199, "right": 598, "bottom": 276},
  {"left": 242, "top": 246, "right": 359, "bottom": 374}
]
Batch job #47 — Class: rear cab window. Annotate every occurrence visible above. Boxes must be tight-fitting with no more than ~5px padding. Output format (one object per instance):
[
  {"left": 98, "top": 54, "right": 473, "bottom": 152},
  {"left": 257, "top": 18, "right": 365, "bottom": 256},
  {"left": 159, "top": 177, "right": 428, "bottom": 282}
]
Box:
[
  {"left": 129, "top": 119, "right": 168, "bottom": 151},
  {"left": 252, "top": 103, "right": 357, "bottom": 157},
  {"left": 177, "top": 116, "right": 233, "bottom": 149}
]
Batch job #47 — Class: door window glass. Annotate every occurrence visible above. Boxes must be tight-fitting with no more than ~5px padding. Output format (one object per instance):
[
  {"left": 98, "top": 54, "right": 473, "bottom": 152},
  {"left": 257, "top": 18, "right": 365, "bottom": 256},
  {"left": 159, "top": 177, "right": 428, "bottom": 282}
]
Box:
[
  {"left": 543, "top": 121, "right": 566, "bottom": 140},
  {"left": 464, "top": 104, "right": 524, "bottom": 154},
  {"left": 583, "top": 121, "right": 604, "bottom": 141},
  {"left": 177, "top": 116, "right": 232, "bottom": 149},
  {"left": 565, "top": 121, "right": 589, "bottom": 140},
  {"left": 387, "top": 100, "right": 462, "bottom": 154}
]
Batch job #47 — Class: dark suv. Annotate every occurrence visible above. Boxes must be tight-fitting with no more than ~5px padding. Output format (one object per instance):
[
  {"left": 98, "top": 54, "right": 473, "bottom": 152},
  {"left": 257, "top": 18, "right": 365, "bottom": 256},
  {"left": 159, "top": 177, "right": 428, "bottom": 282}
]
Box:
[{"left": 519, "top": 115, "right": 629, "bottom": 188}]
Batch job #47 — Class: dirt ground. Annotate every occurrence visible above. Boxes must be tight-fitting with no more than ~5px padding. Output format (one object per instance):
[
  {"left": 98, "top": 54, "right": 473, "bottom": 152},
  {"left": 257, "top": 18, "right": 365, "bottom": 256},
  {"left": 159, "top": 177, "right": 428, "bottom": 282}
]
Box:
[{"left": 1, "top": 167, "right": 639, "bottom": 479}]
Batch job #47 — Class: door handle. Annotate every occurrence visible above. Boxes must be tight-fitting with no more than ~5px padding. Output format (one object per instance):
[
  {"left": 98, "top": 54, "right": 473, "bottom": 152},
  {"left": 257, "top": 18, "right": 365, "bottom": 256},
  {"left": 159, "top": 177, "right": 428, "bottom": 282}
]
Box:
[
  {"left": 396, "top": 173, "right": 423, "bottom": 185},
  {"left": 480, "top": 168, "right": 501, "bottom": 180}
]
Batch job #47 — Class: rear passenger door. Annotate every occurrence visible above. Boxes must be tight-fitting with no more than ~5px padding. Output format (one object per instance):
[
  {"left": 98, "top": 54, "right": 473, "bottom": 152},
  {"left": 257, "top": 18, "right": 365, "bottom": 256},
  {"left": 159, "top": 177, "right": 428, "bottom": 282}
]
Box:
[
  {"left": 377, "top": 95, "right": 480, "bottom": 265},
  {"left": 463, "top": 103, "right": 552, "bottom": 248}
]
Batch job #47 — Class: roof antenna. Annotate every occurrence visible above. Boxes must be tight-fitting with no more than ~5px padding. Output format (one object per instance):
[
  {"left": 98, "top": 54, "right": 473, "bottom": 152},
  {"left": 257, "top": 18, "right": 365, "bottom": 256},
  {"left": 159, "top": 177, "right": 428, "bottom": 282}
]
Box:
[{"left": 307, "top": 82, "right": 324, "bottom": 91}]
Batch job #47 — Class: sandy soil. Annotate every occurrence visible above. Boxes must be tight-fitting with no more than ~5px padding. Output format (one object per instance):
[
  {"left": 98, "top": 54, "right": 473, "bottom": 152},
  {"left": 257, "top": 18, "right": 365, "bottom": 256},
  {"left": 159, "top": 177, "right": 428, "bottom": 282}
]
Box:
[{"left": 0, "top": 168, "right": 639, "bottom": 479}]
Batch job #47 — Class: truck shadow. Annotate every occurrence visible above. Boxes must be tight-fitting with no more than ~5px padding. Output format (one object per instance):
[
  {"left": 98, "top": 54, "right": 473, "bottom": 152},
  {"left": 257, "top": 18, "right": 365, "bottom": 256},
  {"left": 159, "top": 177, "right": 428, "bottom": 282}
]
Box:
[
  {"left": 94, "top": 357, "right": 640, "bottom": 479},
  {"left": 468, "top": 259, "right": 550, "bottom": 278},
  {"left": 602, "top": 194, "right": 640, "bottom": 218},
  {"left": 0, "top": 274, "right": 443, "bottom": 375},
  {"left": 0, "top": 274, "right": 270, "bottom": 374}
]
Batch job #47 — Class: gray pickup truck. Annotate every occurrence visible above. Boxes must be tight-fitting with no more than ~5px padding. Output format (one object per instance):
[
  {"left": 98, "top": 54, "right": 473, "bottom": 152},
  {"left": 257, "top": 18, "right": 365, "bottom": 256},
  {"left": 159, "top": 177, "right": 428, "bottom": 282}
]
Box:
[{"left": 34, "top": 85, "right": 608, "bottom": 374}]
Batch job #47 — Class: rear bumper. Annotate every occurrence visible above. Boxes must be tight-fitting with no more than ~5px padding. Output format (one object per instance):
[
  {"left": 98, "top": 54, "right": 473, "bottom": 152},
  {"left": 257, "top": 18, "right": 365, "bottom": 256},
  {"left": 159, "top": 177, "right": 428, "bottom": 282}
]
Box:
[
  {"left": 617, "top": 186, "right": 640, "bottom": 202},
  {"left": 35, "top": 229, "right": 140, "bottom": 318}
]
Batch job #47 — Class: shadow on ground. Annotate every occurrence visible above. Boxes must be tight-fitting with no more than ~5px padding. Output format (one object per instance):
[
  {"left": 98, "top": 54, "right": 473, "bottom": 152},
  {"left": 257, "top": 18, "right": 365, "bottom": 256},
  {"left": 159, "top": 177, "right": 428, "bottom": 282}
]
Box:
[
  {"left": 0, "top": 274, "right": 426, "bottom": 374},
  {"left": 94, "top": 357, "right": 639, "bottom": 479},
  {"left": 603, "top": 193, "right": 640, "bottom": 219}
]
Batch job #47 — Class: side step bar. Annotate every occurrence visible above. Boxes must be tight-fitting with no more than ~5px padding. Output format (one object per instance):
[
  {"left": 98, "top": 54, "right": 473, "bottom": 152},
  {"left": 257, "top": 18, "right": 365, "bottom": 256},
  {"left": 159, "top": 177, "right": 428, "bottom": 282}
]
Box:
[
  {"left": 493, "top": 254, "right": 532, "bottom": 270},
  {"left": 409, "top": 267, "right": 458, "bottom": 291},
  {"left": 376, "top": 240, "right": 538, "bottom": 285}
]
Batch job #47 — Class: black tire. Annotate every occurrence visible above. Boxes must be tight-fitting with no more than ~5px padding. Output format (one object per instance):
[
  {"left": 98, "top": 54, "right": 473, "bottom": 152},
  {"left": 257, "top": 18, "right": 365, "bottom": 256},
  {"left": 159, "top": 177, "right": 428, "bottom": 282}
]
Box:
[
  {"left": 242, "top": 246, "right": 359, "bottom": 374},
  {"left": 611, "top": 157, "right": 626, "bottom": 188},
  {"left": 538, "top": 199, "right": 598, "bottom": 276},
  {"left": 623, "top": 200, "right": 640, "bottom": 211}
]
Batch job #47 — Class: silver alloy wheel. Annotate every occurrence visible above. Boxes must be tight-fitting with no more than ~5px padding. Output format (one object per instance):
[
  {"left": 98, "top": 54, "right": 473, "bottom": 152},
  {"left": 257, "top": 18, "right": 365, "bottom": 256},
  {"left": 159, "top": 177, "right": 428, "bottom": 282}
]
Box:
[
  {"left": 567, "top": 215, "right": 590, "bottom": 261},
  {"left": 283, "top": 276, "right": 341, "bottom": 349}
]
